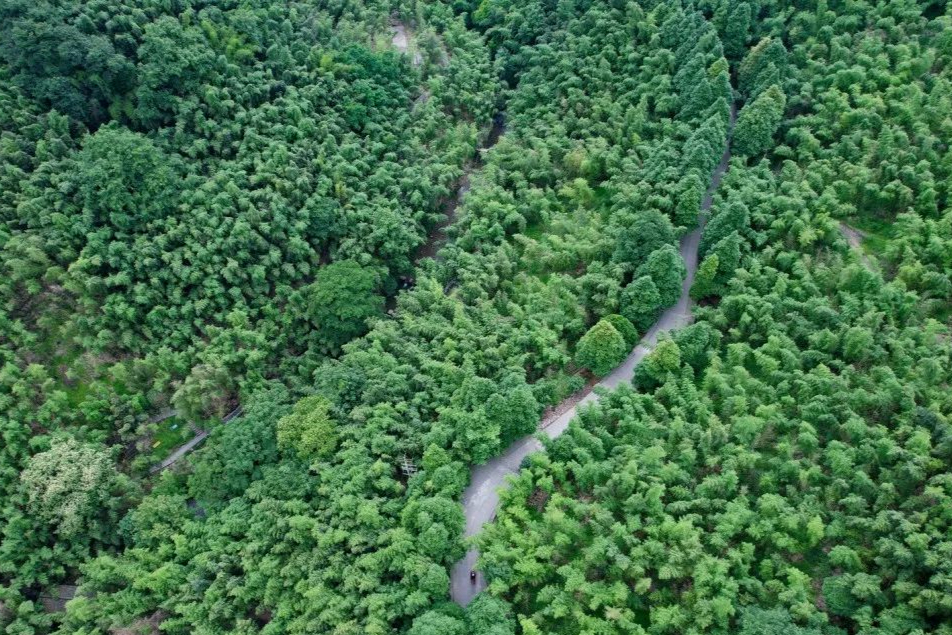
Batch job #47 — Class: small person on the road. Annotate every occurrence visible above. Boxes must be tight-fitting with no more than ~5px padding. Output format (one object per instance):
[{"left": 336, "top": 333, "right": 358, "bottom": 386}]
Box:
[{"left": 470, "top": 570, "right": 477, "bottom": 583}]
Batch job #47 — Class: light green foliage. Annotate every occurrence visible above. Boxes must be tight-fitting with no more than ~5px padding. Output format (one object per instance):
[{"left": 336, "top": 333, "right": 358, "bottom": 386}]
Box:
[
  {"left": 171, "top": 362, "right": 235, "bottom": 421},
  {"left": 575, "top": 319, "right": 628, "bottom": 377},
  {"left": 20, "top": 438, "right": 134, "bottom": 540},
  {"left": 732, "top": 84, "right": 786, "bottom": 157},
  {"left": 407, "top": 611, "right": 467, "bottom": 635},
  {"left": 276, "top": 395, "right": 337, "bottom": 460},
  {"left": 477, "top": 5, "right": 952, "bottom": 633},
  {"left": 633, "top": 338, "right": 681, "bottom": 389},
  {"left": 466, "top": 594, "right": 516, "bottom": 635}
]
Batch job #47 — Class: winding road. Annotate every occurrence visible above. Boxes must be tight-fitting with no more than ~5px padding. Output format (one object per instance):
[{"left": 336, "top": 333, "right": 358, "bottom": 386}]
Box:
[{"left": 449, "top": 104, "right": 737, "bottom": 605}]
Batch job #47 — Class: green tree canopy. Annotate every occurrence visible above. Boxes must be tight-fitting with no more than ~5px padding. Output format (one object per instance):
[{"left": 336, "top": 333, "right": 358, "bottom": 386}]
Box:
[
  {"left": 300, "top": 260, "right": 384, "bottom": 353},
  {"left": 575, "top": 319, "right": 628, "bottom": 377},
  {"left": 732, "top": 84, "right": 786, "bottom": 157},
  {"left": 276, "top": 395, "right": 338, "bottom": 461}
]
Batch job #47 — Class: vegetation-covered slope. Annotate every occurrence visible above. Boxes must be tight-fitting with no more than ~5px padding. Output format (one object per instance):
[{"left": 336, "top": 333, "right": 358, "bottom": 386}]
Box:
[
  {"left": 0, "top": 0, "right": 949, "bottom": 634},
  {"left": 477, "top": 1, "right": 952, "bottom": 634}
]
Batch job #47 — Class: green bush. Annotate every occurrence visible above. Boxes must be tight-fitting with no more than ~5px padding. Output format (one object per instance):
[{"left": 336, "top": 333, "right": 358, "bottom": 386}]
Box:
[{"left": 575, "top": 319, "right": 628, "bottom": 377}]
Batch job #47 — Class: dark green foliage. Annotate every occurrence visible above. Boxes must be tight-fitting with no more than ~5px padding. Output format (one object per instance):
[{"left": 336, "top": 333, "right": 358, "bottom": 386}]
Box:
[
  {"left": 7, "top": 0, "right": 949, "bottom": 634},
  {"left": 737, "top": 608, "right": 821, "bottom": 635},
  {"left": 671, "top": 321, "right": 718, "bottom": 372},
  {"left": 35, "top": 3, "right": 734, "bottom": 631},
  {"left": 723, "top": 1, "right": 752, "bottom": 59},
  {"left": 634, "top": 245, "right": 687, "bottom": 307},
  {"left": 706, "top": 231, "right": 743, "bottom": 292},
  {"left": 700, "top": 200, "right": 750, "bottom": 257},
  {"left": 575, "top": 319, "right": 628, "bottom": 377},
  {"left": 297, "top": 260, "right": 383, "bottom": 353},
  {"left": 732, "top": 84, "right": 786, "bottom": 157},
  {"left": 0, "top": 0, "right": 500, "bottom": 626},
  {"left": 134, "top": 17, "right": 220, "bottom": 128},
  {"left": 486, "top": 377, "right": 543, "bottom": 446},
  {"left": 632, "top": 337, "right": 681, "bottom": 389},
  {"left": 738, "top": 37, "right": 787, "bottom": 99},
  {"left": 0, "top": 0, "right": 136, "bottom": 127},
  {"left": 612, "top": 209, "right": 677, "bottom": 271},
  {"left": 187, "top": 388, "right": 286, "bottom": 509},
  {"left": 674, "top": 172, "right": 706, "bottom": 228},
  {"left": 74, "top": 125, "right": 177, "bottom": 232},
  {"left": 603, "top": 313, "right": 639, "bottom": 348},
  {"left": 620, "top": 276, "right": 664, "bottom": 333},
  {"left": 690, "top": 253, "right": 720, "bottom": 300}
]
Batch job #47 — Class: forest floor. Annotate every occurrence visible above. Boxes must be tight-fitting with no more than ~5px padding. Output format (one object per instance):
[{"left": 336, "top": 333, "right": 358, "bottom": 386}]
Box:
[
  {"left": 448, "top": 102, "right": 739, "bottom": 605},
  {"left": 840, "top": 222, "right": 875, "bottom": 269},
  {"left": 844, "top": 214, "right": 896, "bottom": 257},
  {"left": 390, "top": 21, "right": 422, "bottom": 66}
]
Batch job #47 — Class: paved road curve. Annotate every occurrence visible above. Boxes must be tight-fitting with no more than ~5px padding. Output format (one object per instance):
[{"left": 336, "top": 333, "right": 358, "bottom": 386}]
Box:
[{"left": 449, "top": 105, "right": 737, "bottom": 605}]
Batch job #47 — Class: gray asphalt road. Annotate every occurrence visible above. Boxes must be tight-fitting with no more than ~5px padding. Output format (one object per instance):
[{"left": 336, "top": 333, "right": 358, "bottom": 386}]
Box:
[{"left": 449, "top": 105, "right": 736, "bottom": 605}]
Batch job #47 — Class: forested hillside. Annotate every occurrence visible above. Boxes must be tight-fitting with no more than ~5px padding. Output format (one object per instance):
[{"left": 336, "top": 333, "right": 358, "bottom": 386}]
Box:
[
  {"left": 1, "top": 0, "right": 497, "bottom": 630},
  {"left": 478, "top": 1, "right": 952, "bottom": 634},
  {"left": 0, "top": 0, "right": 950, "bottom": 634}
]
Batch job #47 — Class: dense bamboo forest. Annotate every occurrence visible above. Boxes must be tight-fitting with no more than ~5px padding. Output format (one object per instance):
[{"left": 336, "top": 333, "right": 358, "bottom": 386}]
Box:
[{"left": 0, "top": 0, "right": 949, "bottom": 634}]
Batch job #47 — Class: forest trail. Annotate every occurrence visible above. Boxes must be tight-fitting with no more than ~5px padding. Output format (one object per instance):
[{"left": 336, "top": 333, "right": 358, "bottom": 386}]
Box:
[
  {"left": 415, "top": 114, "right": 506, "bottom": 262},
  {"left": 148, "top": 406, "right": 243, "bottom": 474},
  {"left": 840, "top": 222, "right": 873, "bottom": 269},
  {"left": 449, "top": 103, "right": 738, "bottom": 605},
  {"left": 390, "top": 21, "right": 422, "bottom": 66},
  {"left": 147, "top": 408, "right": 178, "bottom": 424}
]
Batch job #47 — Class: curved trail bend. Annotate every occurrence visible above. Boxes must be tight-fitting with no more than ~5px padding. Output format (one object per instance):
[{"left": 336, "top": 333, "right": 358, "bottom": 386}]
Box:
[{"left": 450, "top": 104, "right": 737, "bottom": 605}]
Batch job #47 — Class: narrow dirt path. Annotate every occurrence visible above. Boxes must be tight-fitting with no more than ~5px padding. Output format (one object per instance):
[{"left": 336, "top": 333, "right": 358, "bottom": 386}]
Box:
[
  {"left": 147, "top": 408, "right": 178, "bottom": 424},
  {"left": 416, "top": 114, "right": 505, "bottom": 262},
  {"left": 449, "top": 103, "right": 737, "bottom": 605},
  {"left": 390, "top": 21, "right": 422, "bottom": 66},
  {"left": 839, "top": 222, "right": 873, "bottom": 269}
]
